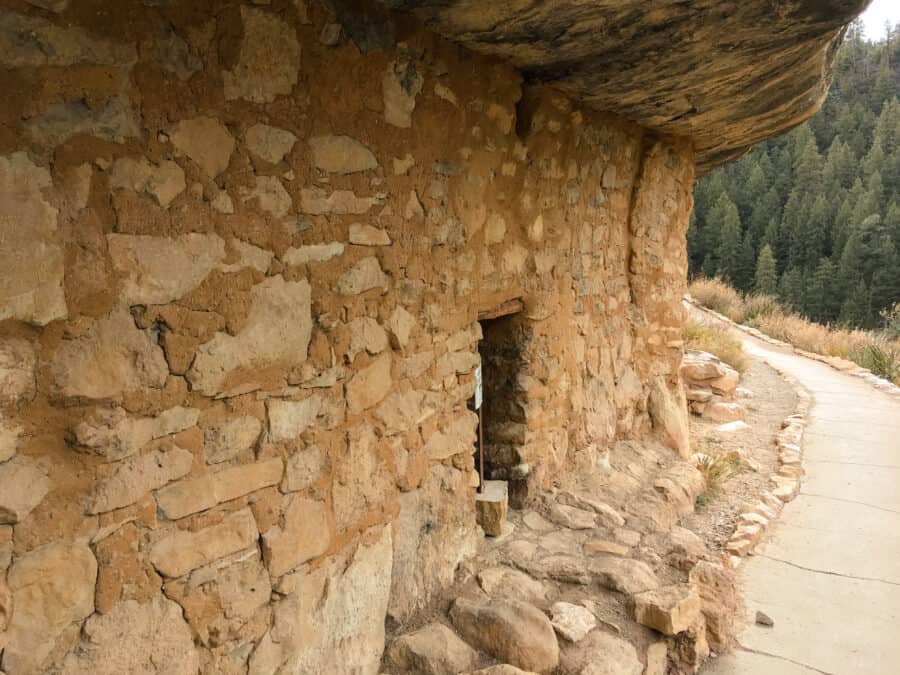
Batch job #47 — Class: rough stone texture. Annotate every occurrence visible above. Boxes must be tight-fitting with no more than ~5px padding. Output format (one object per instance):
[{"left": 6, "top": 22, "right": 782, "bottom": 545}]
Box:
[
  {"left": 338, "top": 256, "right": 390, "bottom": 295},
  {"left": 88, "top": 446, "right": 193, "bottom": 514},
  {"left": 450, "top": 597, "right": 559, "bottom": 673},
  {"left": 169, "top": 116, "right": 235, "bottom": 178},
  {"left": 390, "top": 0, "right": 867, "bottom": 171},
  {"left": 476, "top": 480, "right": 509, "bottom": 536},
  {"left": 109, "top": 157, "right": 186, "bottom": 208},
  {"left": 0, "top": 457, "right": 50, "bottom": 524},
  {"left": 0, "top": 420, "right": 20, "bottom": 463},
  {"left": 59, "top": 596, "right": 199, "bottom": 675},
  {"left": 187, "top": 276, "right": 312, "bottom": 396},
  {"left": 2, "top": 542, "right": 96, "bottom": 674},
  {"left": 25, "top": 97, "right": 139, "bottom": 147},
  {"left": 245, "top": 123, "right": 297, "bottom": 164},
  {"left": 262, "top": 495, "right": 330, "bottom": 576},
  {"left": 549, "top": 601, "right": 596, "bottom": 642},
  {"left": 240, "top": 176, "right": 292, "bottom": 218},
  {"left": 224, "top": 6, "right": 300, "bottom": 103},
  {"left": 350, "top": 223, "right": 392, "bottom": 246},
  {"left": 72, "top": 406, "right": 199, "bottom": 462},
  {"left": 0, "top": 340, "right": 36, "bottom": 406},
  {"left": 50, "top": 308, "right": 170, "bottom": 402},
  {"left": 0, "top": 152, "right": 66, "bottom": 325},
  {"left": 149, "top": 508, "right": 259, "bottom": 578},
  {"left": 569, "top": 631, "right": 642, "bottom": 675},
  {"left": 387, "top": 623, "right": 480, "bottom": 675},
  {"left": 346, "top": 353, "right": 392, "bottom": 413},
  {"left": 333, "top": 423, "right": 392, "bottom": 530},
  {"left": 590, "top": 557, "right": 660, "bottom": 594},
  {"left": 633, "top": 583, "right": 702, "bottom": 635},
  {"left": 267, "top": 396, "right": 322, "bottom": 442},
  {"left": 204, "top": 416, "right": 261, "bottom": 464},
  {"left": 309, "top": 135, "right": 378, "bottom": 174},
  {"left": 281, "top": 444, "right": 327, "bottom": 491}
]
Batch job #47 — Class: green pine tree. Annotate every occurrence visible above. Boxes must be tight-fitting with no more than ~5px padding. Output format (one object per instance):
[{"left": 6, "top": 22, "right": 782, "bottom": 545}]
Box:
[{"left": 753, "top": 244, "right": 778, "bottom": 295}]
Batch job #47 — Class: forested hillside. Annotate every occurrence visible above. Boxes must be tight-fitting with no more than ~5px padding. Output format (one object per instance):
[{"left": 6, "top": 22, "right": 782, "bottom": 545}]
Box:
[{"left": 688, "top": 21, "right": 900, "bottom": 329}]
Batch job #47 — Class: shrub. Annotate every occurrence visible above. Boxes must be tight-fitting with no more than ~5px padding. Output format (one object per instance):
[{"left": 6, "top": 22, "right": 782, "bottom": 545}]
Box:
[
  {"left": 851, "top": 339, "right": 900, "bottom": 382},
  {"left": 688, "top": 278, "right": 745, "bottom": 322},
  {"left": 683, "top": 320, "right": 750, "bottom": 373},
  {"left": 694, "top": 449, "right": 749, "bottom": 509},
  {"left": 741, "top": 294, "right": 780, "bottom": 323}
]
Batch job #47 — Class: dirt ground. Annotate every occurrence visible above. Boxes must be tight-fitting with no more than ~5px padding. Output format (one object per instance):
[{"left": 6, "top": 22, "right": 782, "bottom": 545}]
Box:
[{"left": 681, "top": 358, "right": 797, "bottom": 552}]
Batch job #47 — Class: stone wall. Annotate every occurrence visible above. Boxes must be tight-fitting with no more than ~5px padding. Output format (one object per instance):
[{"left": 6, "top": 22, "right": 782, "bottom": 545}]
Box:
[{"left": 0, "top": 1, "right": 694, "bottom": 672}]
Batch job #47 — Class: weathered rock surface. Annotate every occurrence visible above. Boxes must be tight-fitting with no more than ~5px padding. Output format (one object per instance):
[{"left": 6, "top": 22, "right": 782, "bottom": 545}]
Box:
[
  {"left": 309, "top": 135, "right": 378, "bottom": 174},
  {"left": 240, "top": 176, "right": 292, "bottom": 218},
  {"left": 0, "top": 339, "right": 37, "bottom": 406},
  {"left": 549, "top": 601, "right": 597, "bottom": 642},
  {"left": 547, "top": 503, "right": 596, "bottom": 530},
  {"left": 383, "top": 60, "right": 423, "bottom": 128},
  {"left": 283, "top": 242, "right": 345, "bottom": 265},
  {"left": 332, "top": 423, "right": 392, "bottom": 530},
  {"left": 346, "top": 353, "right": 392, "bottom": 413},
  {"left": 590, "top": 556, "right": 659, "bottom": 594},
  {"left": 245, "top": 123, "right": 297, "bottom": 163},
  {"left": 300, "top": 187, "right": 381, "bottom": 215},
  {"left": 633, "top": 583, "right": 701, "bottom": 635},
  {"left": 26, "top": 97, "right": 139, "bottom": 147},
  {"left": 450, "top": 597, "right": 559, "bottom": 673},
  {"left": 109, "top": 157, "right": 186, "bottom": 208},
  {"left": 338, "top": 256, "right": 390, "bottom": 295},
  {"left": 88, "top": 445, "right": 193, "bottom": 514},
  {"left": 59, "top": 596, "right": 199, "bottom": 675},
  {"left": 0, "top": 152, "right": 67, "bottom": 325},
  {"left": 350, "top": 223, "right": 391, "bottom": 246},
  {"left": 1, "top": 457, "right": 48, "bottom": 528},
  {"left": 261, "top": 495, "right": 330, "bottom": 576},
  {"left": 0, "top": 419, "right": 20, "bottom": 463},
  {"left": 392, "top": 0, "right": 867, "bottom": 170},
  {"left": 476, "top": 479, "right": 509, "bottom": 536},
  {"left": 72, "top": 406, "right": 199, "bottom": 462},
  {"left": 2, "top": 541, "right": 96, "bottom": 674},
  {"left": 281, "top": 444, "right": 327, "bottom": 492},
  {"left": 204, "top": 416, "right": 261, "bottom": 464},
  {"left": 267, "top": 396, "right": 322, "bottom": 442},
  {"left": 169, "top": 116, "right": 235, "bottom": 178},
  {"left": 387, "top": 623, "right": 480, "bottom": 675},
  {"left": 477, "top": 566, "right": 550, "bottom": 605},
  {"left": 187, "top": 276, "right": 312, "bottom": 396},
  {"left": 224, "top": 6, "right": 300, "bottom": 103},
  {"left": 51, "top": 308, "right": 169, "bottom": 402},
  {"left": 566, "top": 630, "right": 642, "bottom": 675}
]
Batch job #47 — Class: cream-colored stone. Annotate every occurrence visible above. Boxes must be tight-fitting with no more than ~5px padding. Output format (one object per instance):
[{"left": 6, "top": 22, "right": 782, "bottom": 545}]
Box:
[
  {"left": 109, "top": 157, "right": 186, "bottom": 208},
  {"left": 338, "top": 256, "right": 390, "bottom": 295},
  {"left": 349, "top": 222, "right": 391, "bottom": 246},
  {"left": 223, "top": 6, "right": 300, "bottom": 103},
  {"left": 0, "top": 456, "right": 50, "bottom": 524},
  {"left": 346, "top": 353, "right": 392, "bottom": 413},
  {"left": 72, "top": 406, "right": 199, "bottom": 462},
  {"left": 281, "top": 444, "right": 326, "bottom": 492},
  {"left": 149, "top": 507, "right": 259, "bottom": 578},
  {"left": 424, "top": 412, "right": 477, "bottom": 460},
  {"left": 283, "top": 242, "right": 345, "bottom": 265},
  {"left": 261, "top": 495, "right": 330, "bottom": 576},
  {"left": 476, "top": 480, "right": 508, "bottom": 536},
  {"left": 0, "top": 420, "right": 20, "bottom": 463},
  {"left": 300, "top": 187, "right": 380, "bottom": 215},
  {"left": 245, "top": 123, "right": 297, "bottom": 163},
  {"left": 332, "top": 423, "right": 392, "bottom": 530},
  {"left": 0, "top": 152, "right": 67, "bottom": 325},
  {"left": 387, "top": 306, "right": 417, "bottom": 348},
  {"left": 267, "top": 395, "right": 322, "bottom": 442},
  {"left": 591, "top": 557, "right": 660, "bottom": 594},
  {"left": 2, "top": 541, "right": 96, "bottom": 674},
  {"left": 88, "top": 446, "right": 193, "bottom": 514},
  {"left": 187, "top": 276, "right": 312, "bottom": 397},
  {"left": 0, "top": 339, "right": 36, "bottom": 406},
  {"left": 634, "top": 583, "right": 701, "bottom": 635},
  {"left": 347, "top": 316, "right": 389, "bottom": 361},
  {"left": 155, "top": 457, "right": 283, "bottom": 519},
  {"left": 309, "top": 135, "right": 378, "bottom": 174},
  {"left": 169, "top": 116, "right": 235, "bottom": 178},
  {"left": 204, "top": 416, "right": 262, "bottom": 464},
  {"left": 648, "top": 376, "right": 691, "bottom": 458},
  {"left": 549, "top": 601, "right": 596, "bottom": 642},
  {"left": 383, "top": 60, "right": 423, "bottom": 128},
  {"left": 387, "top": 623, "right": 479, "bottom": 675},
  {"left": 477, "top": 566, "right": 550, "bottom": 605},
  {"left": 240, "top": 175, "right": 292, "bottom": 218},
  {"left": 375, "top": 390, "right": 440, "bottom": 435}
]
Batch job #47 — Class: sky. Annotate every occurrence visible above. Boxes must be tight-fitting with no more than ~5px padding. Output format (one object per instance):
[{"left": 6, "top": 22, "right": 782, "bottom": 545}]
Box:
[{"left": 861, "top": 0, "right": 900, "bottom": 39}]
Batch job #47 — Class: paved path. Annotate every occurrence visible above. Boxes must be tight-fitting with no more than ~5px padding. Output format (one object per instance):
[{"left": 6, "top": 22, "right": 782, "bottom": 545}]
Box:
[{"left": 703, "top": 330, "right": 900, "bottom": 675}]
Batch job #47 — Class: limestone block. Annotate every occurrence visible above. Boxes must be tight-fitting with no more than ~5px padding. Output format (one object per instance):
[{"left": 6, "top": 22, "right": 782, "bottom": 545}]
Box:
[
  {"left": 450, "top": 597, "right": 559, "bottom": 673},
  {"left": 72, "top": 406, "right": 199, "bottom": 462},
  {"left": 59, "top": 596, "right": 199, "bottom": 675},
  {"left": 223, "top": 6, "right": 300, "bottom": 103},
  {"left": 387, "top": 623, "right": 479, "bottom": 675},
  {"left": 267, "top": 396, "right": 322, "bottom": 442},
  {"left": 347, "top": 317, "right": 389, "bottom": 361},
  {"left": 281, "top": 444, "right": 327, "bottom": 492},
  {"left": 633, "top": 583, "right": 701, "bottom": 635},
  {"left": 261, "top": 495, "right": 330, "bottom": 577},
  {"left": 2, "top": 541, "right": 96, "bottom": 674},
  {"left": 283, "top": 242, "right": 345, "bottom": 265},
  {"left": 346, "top": 353, "right": 392, "bottom": 413},
  {"left": 337, "top": 256, "right": 390, "bottom": 295},
  {"left": 0, "top": 456, "right": 50, "bottom": 524},
  {"left": 88, "top": 446, "right": 193, "bottom": 514},
  {"left": 590, "top": 557, "right": 660, "bottom": 594},
  {"left": 557, "top": 491, "right": 626, "bottom": 527},
  {"left": 476, "top": 480, "right": 508, "bottom": 536},
  {"left": 375, "top": 390, "right": 440, "bottom": 435},
  {"left": 250, "top": 526, "right": 392, "bottom": 673},
  {"left": 484, "top": 213, "right": 507, "bottom": 244},
  {"left": 349, "top": 223, "right": 391, "bottom": 246},
  {"left": 155, "top": 457, "right": 283, "bottom": 519},
  {"left": 245, "top": 123, "right": 297, "bottom": 163},
  {"left": 26, "top": 97, "right": 139, "bottom": 147},
  {"left": 149, "top": 508, "right": 259, "bottom": 578},
  {"left": 0, "top": 339, "right": 36, "bottom": 406},
  {"left": 549, "top": 601, "right": 596, "bottom": 642},
  {"left": 0, "top": 152, "right": 67, "bottom": 325},
  {"left": 383, "top": 60, "right": 423, "bottom": 128},
  {"left": 648, "top": 376, "right": 691, "bottom": 458},
  {"left": 204, "top": 416, "right": 262, "bottom": 464},
  {"left": 477, "top": 566, "right": 549, "bottom": 605},
  {"left": 300, "top": 186, "right": 380, "bottom": 215},
  {"left": 332, "top": 423, "right": 392, "bottom": 530},
  {"left": 702, "top": 401, "right": 746, "bottom": 423},
  {"left": 110, "top": 157, "right": 185, "bottom": 208},
  {"left": 388, "top": 306, "right": 417, "bottom": 348},
  {"left": 547, "top": 503, "right": 596, "bottom": 530},
  {"left": 0, "top": 420, "right": 20, "bottom": 463},
  {"left": 424, "top": 412, "right": 477, "bottom": 460},
  {"left": 309, "top": 135, "right": 378, "bottom": 174},
  {"left": 240, "top": 175, "right": 292, "bottom": 218},
  {"left": 169, "top": 116, "right": 235, "bottom": 177},
  {"left": 187, "top": 276, "right": 312, "bottom": 397},
  {"left": 569, "top": 631, "right": 642, "bottom": 675},
  {"left": 645, "top": 641, "right": 668, "bottom": 675}
]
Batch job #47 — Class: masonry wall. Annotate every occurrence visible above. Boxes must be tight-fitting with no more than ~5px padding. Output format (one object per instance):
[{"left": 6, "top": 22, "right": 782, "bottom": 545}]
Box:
[{"left": 0, "top": 1, "right": 694, "bottom": 673}]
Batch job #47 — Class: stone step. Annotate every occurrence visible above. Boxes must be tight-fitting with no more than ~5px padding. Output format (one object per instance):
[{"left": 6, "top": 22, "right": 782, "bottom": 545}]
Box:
[{"left": 476, "top": 480, "right": 509, "bottom": 536}]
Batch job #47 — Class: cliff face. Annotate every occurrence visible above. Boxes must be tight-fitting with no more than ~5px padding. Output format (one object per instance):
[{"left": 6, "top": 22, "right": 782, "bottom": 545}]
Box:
[{"left": 381, "top": 0, "right": 868, "bottom": 172}]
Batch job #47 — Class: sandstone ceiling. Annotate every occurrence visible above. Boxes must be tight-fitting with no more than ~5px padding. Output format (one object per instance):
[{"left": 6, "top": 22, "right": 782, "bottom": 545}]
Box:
[{"left": 379, "top": 0, "right": 869, "bottom": 172}]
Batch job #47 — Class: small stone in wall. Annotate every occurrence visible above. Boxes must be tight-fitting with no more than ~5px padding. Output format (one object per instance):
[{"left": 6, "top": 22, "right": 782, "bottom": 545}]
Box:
[
  {"left": 210, "top": 189, "right": 235, "bottom": 214},
  {"left": 387, "top": 306, "right": 416, "bottom": 349},
  {"left": 26, "top": 97, "right": 140, "bottom": 147},
  {"left": 204, "top": 416, "right": 262, "bottom": 464},
  {"left": 283, "top": 242, "right": 345, "bottom": 265},
  {"left": 404, "top": 190, "right": 425, "bottom": 220},
  {"left": 383, "top": 60, "right": 423, "bottom": 128},
  {"left": 347, "top": 317, "right": 389, "bottom": 361},
  {"left": 309, "top": 135, "right": 378, "bottom": 174},
  {"left": 423, "top": 412, "right": 478, "bottom": 461},
  {"left": 59, "top": 595, "right": 199, "bottom": 675},
  {"left": 337, "top": 256, "right": 390, "bottom": 295},
  {"left": 261, "top": 495, "right": 330, "bottom": 576},
  {"left": 349, "top": 223, "right": 391, "bottom": 246},
  {"left": 240, "top": 175, "right": 292, "bottom": 218},
  {"left": 0, "top": 456, "right": 50, "bottom": 524},
  {"left": 300, "top": 186, "right": 381, "bottom": 215},
  {"left": 72, "top": 406, "right": 199, "bottom": 462},
  {"left": 393, "top": 153, "right": 415, "bottom": 175},
  {"left": 88, "top": 445, "right": 193, "bottom": 514},
  {"left": 633, "top": 583, "right": 701, "bottom": 635},
  {"left": 0, "top": 338, "right": 37, "bottom": 406},
  {"left": 245, "top": 123, "right": 297, "bottom": 164},
  {"left": 332, "top": 423, "right": 392, "bottom": 530},
  {"left": 157, "top": 22, "right": 202, "bottom": 81},
  {"left": 1, "top": 541, "right": 96, "bottom": 674},
  {"left": 484, "top": 214, "right": 506, "bottom": 244},
  {"left": 345, "top": 353, "right": 392, "bottom": 414},
  {"left": 0, "top": 420, "right": 21, "bottom": 463},
  {"left": 267, "top": 395, "right": 322, "bottom": 442},
  {"left": 223, "top": 6, "right": 300, "bottom": 103},
  {"left": 549, "top": 601, "right": 597, "bottom": 642},
  {"left": 109, "top": 157, "right": 186, "bottom": 208},
  {"left": 0, "top": 152, "right": 67, "bottom": 325},
  {"left": 434, "top": 82, "right": 459, "bottom": 106},
  {"left": 62, "top": 163, "right": 92, "bottom": 209},
  {"left": 169, "top": 116, "right": 235, "bottom": 178},
  {"left": 281, "top": 444, "right": 327, "bottom": 492},
  {"left": 25, "top": 0, "right": 68, "bottom": 11}
]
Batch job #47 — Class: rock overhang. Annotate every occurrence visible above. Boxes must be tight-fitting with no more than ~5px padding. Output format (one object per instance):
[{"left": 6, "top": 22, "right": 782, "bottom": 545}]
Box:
[{"left": 378, "top": 0, "right": 869, "bottom": 173}]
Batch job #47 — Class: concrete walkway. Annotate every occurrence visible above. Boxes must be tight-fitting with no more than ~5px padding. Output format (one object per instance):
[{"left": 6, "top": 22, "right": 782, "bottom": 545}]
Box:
[{"left": 704, "top": 331, "right": 900, "bottom": 675}]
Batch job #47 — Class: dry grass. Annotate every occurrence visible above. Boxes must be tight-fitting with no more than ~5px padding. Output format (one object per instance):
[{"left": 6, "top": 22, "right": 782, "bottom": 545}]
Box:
[
  {"left": 688, "top": 277, "right": 900, "bottom": 385},
  {"left": 683, "top": 320, "right": 750, "bottom": 373},
  {"left": 694, "top": 449, "right": 749, "bottom": 510}
]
